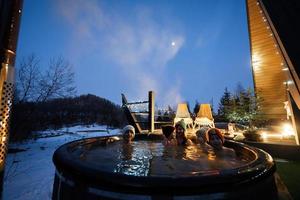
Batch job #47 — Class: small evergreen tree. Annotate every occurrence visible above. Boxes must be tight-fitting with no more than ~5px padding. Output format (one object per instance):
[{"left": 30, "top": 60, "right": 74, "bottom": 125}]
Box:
[{"left": 218, "top": 88, "right": 232, "bottom": 121}]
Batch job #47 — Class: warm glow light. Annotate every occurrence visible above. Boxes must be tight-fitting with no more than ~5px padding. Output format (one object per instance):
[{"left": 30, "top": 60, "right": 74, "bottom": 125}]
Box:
[
  {"left": 252, "top": 53, "right": 261, "bottom": 70},
  {"left": 282, "top": 123, "right": 294, "bottom": 137},
  {"left": 283, "top": 80, "right": 293, "bottom": 85},
  {"left": 282, "top": 68, "right": 289, "bottom": 71},
  {"left": 261, "top": 132, "right": 267, "bottom": 140}
]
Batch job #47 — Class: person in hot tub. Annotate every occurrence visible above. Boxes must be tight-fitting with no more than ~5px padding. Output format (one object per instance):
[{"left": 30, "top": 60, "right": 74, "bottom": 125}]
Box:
[
  {"left": 205, "top": 128, "right": 237, "bottom": 156},
  {"left": 175, "top": 120, "right": 193, "bottom": 146},
  {"left": 195, "top": 126, "right": 210, "bottom": 145},
  {"left": 205, "top": 128, "right": 241, "bottom": 168},
  {"left": 205, "top": 128, "right": 224, "bottom": 150},
  {"left": 162, "top": 125, "right": 176, "bottom": 146},
  {"left": 122, "top": 125, "right": 135, "bottom": 144}
]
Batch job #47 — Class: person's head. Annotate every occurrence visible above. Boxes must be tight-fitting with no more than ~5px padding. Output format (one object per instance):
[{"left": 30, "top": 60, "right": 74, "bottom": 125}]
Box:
[
  {"left": 175, "top": 120, "right": 187, "bottom": 141},
  {"left": 162, "top": 125, "right": 175, "bottom": 140},
  {"left": 196, "top": 127, "right": 209, "bottom": 144},
  {"left": 206, "top": 128, "right": 224, "bottom": 150},
  {"left": 122, "top": 125, "right": 135, "bottom": 143}
]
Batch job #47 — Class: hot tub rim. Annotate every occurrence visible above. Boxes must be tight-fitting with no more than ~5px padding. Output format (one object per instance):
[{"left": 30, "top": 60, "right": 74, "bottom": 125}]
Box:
[{"left": 52, "top": 135, "right": 276, "bottom": 195}]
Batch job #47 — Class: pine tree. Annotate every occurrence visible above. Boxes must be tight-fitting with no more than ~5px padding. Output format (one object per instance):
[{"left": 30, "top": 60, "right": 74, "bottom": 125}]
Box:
[{"left": 218, "top": 88, "right": 232, "bottom": 121}]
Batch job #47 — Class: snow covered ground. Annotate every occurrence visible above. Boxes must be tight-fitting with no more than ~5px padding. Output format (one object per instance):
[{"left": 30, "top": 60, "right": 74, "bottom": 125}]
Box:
[{"left": 3, "top": 125, "right": 121, "bottom": 200}]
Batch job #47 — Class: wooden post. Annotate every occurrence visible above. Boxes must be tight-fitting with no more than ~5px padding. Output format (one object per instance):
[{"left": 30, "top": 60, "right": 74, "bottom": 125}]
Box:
[{"left": 148, "top": 91, "right": 155, "bottom": 133}]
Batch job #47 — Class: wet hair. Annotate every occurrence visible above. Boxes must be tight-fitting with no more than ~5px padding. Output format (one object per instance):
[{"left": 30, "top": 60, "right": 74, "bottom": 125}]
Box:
[
  {"left": 196, "top": 127, "right": 209, "bottom": 143},
  {"left": 205, "top": 128, "right": 224, "bottom": 144}
]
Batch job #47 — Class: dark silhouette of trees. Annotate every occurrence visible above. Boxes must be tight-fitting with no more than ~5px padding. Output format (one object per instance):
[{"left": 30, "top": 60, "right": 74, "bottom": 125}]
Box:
[
  {"left": 16, "top": 54, "right": 41, "bottom": 102},
  {"left": 11, "top": 94, "right": 127, "bottom": 141},
  {"left": 193, "top": 100, "right": 200, "bottom": 115},
  {"left": 12, "top": 54, "right": 127, "bottom": 141},
  {"left": 16, "top": 54, "right": 76, "bottom": 103}
]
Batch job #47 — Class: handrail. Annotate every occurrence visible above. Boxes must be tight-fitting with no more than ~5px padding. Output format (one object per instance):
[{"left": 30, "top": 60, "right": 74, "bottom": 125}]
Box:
[{"left": 126, "top": 101, "right": 149, "bottom": 105}]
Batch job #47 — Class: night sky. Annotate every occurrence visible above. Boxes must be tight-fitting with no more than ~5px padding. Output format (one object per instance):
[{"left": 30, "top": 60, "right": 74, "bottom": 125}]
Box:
[{"left": 16, "top": 0, "right": 253, "bottom": 109}]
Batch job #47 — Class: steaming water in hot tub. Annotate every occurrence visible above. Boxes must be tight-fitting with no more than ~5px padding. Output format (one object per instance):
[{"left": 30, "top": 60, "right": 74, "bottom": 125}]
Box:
[
  {"left": 52, "top": 135, "right": 277, "bottom": 199},
  {"left": 75, "top": 140, "right": 251, "bottom": 177}
]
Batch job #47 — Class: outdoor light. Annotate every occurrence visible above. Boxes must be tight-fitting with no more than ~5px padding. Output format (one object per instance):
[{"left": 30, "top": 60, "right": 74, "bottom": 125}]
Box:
[
  {"left": 282, "top": 123, "right": 294, "bottom": 137},
  {"left": 252, "top": 53, "right": 261, "bottom": 70},
  {"left": 261, "top": 132, "right": 268, "bottom": 140},
  {"left": 283, "top": 80, "right": 293, "bottom": 85}
]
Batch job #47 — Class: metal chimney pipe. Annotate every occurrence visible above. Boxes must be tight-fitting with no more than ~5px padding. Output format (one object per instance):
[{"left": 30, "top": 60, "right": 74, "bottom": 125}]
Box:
[{"left": 0, "top": 0, "right": 23, "bottom": 198}]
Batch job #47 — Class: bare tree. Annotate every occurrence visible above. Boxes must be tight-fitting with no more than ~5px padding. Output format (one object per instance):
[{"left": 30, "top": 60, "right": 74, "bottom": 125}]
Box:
[
  {"left": 36, "top": 57, "right": 76, "bottom": 102},
  {"left": 16, "top": 54, "right": 41, "bottom": 102},
  {"left": 16, "top": 55, "right": 76, "bottom": 103}
]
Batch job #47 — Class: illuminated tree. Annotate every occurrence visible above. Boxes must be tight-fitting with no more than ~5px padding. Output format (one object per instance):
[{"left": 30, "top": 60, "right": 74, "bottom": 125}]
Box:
[{"left": 218, "top": 87, "right": 232, "bottom": 121}]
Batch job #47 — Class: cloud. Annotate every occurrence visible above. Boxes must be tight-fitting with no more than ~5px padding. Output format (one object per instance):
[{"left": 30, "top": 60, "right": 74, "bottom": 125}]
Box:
[{"left": 55, "top": 0, "right": 184, "bottom": 106}]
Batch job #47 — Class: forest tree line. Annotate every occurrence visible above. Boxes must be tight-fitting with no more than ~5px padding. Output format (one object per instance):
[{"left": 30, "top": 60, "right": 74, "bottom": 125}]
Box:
[
  {"left": 11, "top": 94, "right": 126, "bottom": 141},
  {"left": 11, "top": 55, "right": 126, "bottom": 141}
]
